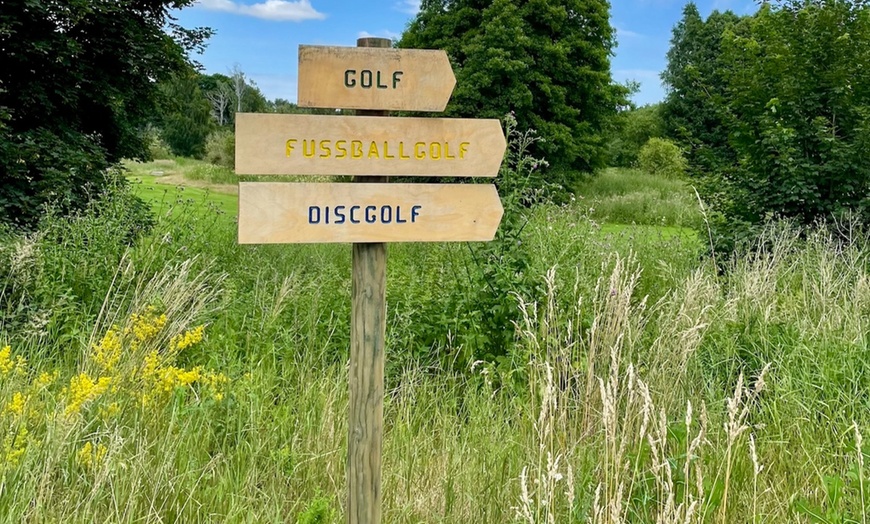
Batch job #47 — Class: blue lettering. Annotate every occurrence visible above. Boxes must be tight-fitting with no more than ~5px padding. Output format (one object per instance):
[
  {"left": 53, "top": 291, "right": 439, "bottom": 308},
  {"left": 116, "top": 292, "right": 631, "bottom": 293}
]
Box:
[
  {"left": 411, "top": 205, "right": 421, "bottom": 223},
  {"left": 335, "top": 205, "right": 346, "bottom": 224},
  {"left": 380, "top": 205, "right": 392, "bottom": 223},
  {"left": 365, "top": 205, "right": 377, "bottom": 223},
  {"left": 350, "top": 205, "right": 361, "bottom": 224},
  {"left": 309, "top": 206, "right": 320, "bottom": 224},
  {"left": 396, "top": 205, "right": 407, "bottom": 223}
]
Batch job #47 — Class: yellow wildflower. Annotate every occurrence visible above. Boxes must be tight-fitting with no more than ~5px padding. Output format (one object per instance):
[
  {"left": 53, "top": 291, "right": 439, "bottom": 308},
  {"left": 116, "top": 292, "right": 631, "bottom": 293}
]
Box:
[
  {"left": 92, "top": 328, "right": 123, "bottom": 372},
  {"left": 34, "top": 370, "right": 59, "bottom": 389},
  {"left": 127, "top": 307, "right": 167, "bottom": 345},
  {"left": 0, "top": 346, "right": 13, "bottom": 375},
  {"left": 99, "top": 402, "right": 121, "bottom": 419},
  {"left": 63, "top": 373, "right": 112, "bottom": 417},
  {"left": 201, "top": 371, "right": 230, "bottom": 402},
  {"left": 169, "top": 325, "right": 205, "bottom": 353},
  {"left": 2, "top": 426, "right": 27, "bottom": 467},
  {"left": 76, "top": 441, "right": 108, "bottom": 468},
  {"left": 4, "top": 392, "right": 26, "bottom": 416},
  {"left": 141, "top": 350, "right": 162, "bottom": 379},
  {"left": 0, "top": 347, "right": 27, "bottom": 377}
]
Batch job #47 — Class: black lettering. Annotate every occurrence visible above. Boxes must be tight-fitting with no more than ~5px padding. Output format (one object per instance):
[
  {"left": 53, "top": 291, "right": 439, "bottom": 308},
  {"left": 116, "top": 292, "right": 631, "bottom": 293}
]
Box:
[
  {"left": 344, "top": 70, "right": 356, "bottom": 88},
  {"left": 361, "top": 70, "right": 372, "bottom": 89},
  {"left": 392, "top": 71, "right": 403, "bottom": 89},
  {"left": 376, "top": 70, "right": 387, "bottom": 89}
]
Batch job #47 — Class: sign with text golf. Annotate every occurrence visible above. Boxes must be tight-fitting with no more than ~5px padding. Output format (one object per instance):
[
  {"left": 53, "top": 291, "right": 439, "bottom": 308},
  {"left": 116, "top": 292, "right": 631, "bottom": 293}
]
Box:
[
  {"left": 235, "top": 113, "right": 505, "bottom": 178},
  {"left": 297, "top": 45, "right": 456, "bottom": 112}
]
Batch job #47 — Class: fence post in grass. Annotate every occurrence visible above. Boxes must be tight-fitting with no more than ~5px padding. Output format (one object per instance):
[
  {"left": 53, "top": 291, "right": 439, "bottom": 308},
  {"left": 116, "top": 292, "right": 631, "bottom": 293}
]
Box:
[{"left": 348, "top": 35, "right": 391, "bottom": 524}]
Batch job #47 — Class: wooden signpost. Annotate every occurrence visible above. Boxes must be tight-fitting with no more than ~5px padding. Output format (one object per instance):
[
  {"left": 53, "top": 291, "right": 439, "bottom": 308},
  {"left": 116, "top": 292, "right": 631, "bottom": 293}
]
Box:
[
  {"left": 236, "top": 37, "right": 505, "bottom": 524},
  {"left": 297, "top": 45, "right": 456, "bottom": 112}
]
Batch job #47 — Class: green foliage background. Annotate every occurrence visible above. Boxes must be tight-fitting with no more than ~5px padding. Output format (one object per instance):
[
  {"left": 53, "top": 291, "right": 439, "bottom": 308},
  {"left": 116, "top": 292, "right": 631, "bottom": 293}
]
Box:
[
  {"left": 0, "top": 0, "right": 210, "bottom": 227},
  {"left": 400, "top": 0, "right": 630, "bottom": 187},
  {"left": 661, "top": 0, "right": 870, "bottom": 251}
]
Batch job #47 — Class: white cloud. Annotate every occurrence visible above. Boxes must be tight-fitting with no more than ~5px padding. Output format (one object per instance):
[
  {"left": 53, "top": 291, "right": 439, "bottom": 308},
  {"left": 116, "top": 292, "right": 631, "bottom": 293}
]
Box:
[
  {"left": 358, "top": 30, "right": 400, "bottom": 40},
  {"left": 614, "top": 25, "right": 642, "bottom": 39},
  {"left": 196, "top": 0, "right": 326, "bottom": 22},
  {"left": 395, "top": 0, "right": 420, "bottom": 15}
]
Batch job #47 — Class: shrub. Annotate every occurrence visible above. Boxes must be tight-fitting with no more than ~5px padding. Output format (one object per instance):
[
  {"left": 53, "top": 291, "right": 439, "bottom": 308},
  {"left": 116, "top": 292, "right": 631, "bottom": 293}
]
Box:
[
  {"left": 204, "top": 130, "right": 235, "bottom": 170},
  {"left": 144, "top": 126, "right": 172, "bottom": 160},
  {"left": 638, "top": 137, "right": 688, "bottom": 179}
]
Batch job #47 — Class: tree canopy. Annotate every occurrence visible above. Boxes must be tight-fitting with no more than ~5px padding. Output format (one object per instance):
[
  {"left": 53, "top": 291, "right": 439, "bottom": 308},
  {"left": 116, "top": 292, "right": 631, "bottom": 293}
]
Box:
[
  {"left": 399, "top": 0, "right": 628, "bottom": 183},
  {"left": 0, "top": 0, "right": 210, "bottom": 226},
  {"left": 661, "top": 0, "right": 870, "bottom": 250}
]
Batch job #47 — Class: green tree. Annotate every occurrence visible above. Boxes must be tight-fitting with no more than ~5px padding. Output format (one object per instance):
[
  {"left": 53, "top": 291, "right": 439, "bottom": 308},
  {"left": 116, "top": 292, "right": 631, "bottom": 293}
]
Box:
[
  {"left": 158, "top": 69, "right": 214, "bottom": 158},
  {"left": 605, "top": 103, "right": 664, "bottom": 167},
  {"left": 199, "top": 70, "right": 269, "bottom": 126},
  {"left": 400, "top": 0, "right": 627, "bottom": 185},
  {"left": 719, "top": 0, "right": 870, "bottom": 227},
  {"left": 0, "top": 0, "right": 210, "bottom": 226},
  {"left": 660, "top": 4, "right": 741, "bottom": 177}
]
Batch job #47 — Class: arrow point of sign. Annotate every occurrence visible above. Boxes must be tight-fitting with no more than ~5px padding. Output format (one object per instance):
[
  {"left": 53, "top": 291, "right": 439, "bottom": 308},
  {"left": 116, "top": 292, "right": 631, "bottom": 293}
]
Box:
[{"left": 433, "top": 51, "right": 457, "bottom": 112}]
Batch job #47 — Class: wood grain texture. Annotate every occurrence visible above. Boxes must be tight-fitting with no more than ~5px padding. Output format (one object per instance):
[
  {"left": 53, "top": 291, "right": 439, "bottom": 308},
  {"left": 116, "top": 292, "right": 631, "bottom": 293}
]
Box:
[
  {"left": 348, "top": 240, "right": 386, "bottom": 524},
  {"left": 237, "top": 182, "right": 503, "bottom": 244},
  {"left": 234, "top": 113, "right": 505, "bottom": 177},
  {"left": 298, "top": 45, "right": 455, "bottom": 112},
  {"left": 347, "top": 35, "right": 388, "bottom": 524}
]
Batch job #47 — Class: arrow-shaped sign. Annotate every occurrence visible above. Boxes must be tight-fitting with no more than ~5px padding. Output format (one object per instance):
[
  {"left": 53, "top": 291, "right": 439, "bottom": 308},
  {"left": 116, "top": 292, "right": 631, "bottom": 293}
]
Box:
[
  {"left": 238, "top": 182, "right": 503, "bottom": 244},
  {"left": 235, "top": 113, "right": 506, "bottom": 177},
  {"left": 297, "top": 45, "right": 456, "bottom": 112}
]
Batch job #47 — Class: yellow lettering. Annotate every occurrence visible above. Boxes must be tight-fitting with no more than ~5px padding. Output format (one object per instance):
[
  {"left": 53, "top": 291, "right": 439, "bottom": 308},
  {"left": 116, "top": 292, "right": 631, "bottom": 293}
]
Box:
[
  {"left": 336, "top": 140, "right": 347, "bottom": 159},
  {"left": 399, "top": 141, "right": 410, "bottom": 160},
  {"left": 415, "top": 142, "right": 426, "bottom": 160},
  {"left": 351, "top": 140, "right": 363, "bottom": 159},
  {"left": 303, "top": 140, "right": 315, "bottom": 158},
  {"left": 383, "top": 141, "right": 394, "bottom": 159},
  {"left": 319, "top": 140, "right": 331, "bottom": 158},
  {"left": 367, "top": 141, "right": 380, "bottom": 159},
  {"left": 444, "top": 142, "right": 455, "bottom": 159},
  {"left": 459, "top": 142, "right": 470, "bottom": 160},
  {"left": 429, "top": 142, "right": 442, "bottom": 160},
  {"left": 285, "top": 139, "right": 297, "bottom": 157}
]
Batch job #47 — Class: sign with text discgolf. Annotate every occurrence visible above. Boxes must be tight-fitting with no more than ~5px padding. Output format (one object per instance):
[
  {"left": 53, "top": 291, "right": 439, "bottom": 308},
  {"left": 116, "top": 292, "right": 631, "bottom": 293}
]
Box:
[{"left": 238, "top": 182, "right": 503, "bottom": 244}]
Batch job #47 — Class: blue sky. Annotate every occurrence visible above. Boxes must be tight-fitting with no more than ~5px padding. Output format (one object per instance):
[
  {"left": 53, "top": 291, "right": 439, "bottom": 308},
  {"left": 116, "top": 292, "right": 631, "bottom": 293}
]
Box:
[{"left": 175, "top": 0, "right": 758, "bottom": 107}]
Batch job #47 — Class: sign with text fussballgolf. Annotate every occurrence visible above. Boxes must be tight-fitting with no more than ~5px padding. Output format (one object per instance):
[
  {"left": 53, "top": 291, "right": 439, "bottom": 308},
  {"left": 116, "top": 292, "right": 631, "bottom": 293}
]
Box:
[
  {"left": 238, "top": 183, "right": 504, "bottom": 244},
  {"left": 297, "top": 46, "right": 456, "bottom": 112},
  {"left": 234, "top": 113, "right": 506, "bottom": 178}
]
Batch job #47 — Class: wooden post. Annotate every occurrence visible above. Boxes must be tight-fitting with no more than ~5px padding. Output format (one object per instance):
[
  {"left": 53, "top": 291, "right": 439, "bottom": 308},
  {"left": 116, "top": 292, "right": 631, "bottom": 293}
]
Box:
[{"left": 348, "top": 36, "right": 391, "bottom": 524}]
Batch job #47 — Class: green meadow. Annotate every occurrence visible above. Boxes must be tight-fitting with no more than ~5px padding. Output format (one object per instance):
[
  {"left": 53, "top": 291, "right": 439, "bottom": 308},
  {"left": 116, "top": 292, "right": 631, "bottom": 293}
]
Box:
[{"left": 0, "top": 157, "right": 867, "bottom": 523}]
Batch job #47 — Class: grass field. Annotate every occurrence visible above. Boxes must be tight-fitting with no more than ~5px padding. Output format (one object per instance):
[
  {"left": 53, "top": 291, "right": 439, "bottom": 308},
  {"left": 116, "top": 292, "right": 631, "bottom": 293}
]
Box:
[{"left": 0, "top": 158, "right": 867, "bottom": 523}]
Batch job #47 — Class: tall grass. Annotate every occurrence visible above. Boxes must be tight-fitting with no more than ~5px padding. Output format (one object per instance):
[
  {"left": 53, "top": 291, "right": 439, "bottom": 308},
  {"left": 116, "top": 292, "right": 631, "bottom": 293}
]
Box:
[
  {"left": 575, "top": 168, "right": 702, "bottom": 228},
  {"left": 0, "top": 176, "right": 868, "bottom": 522}
]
